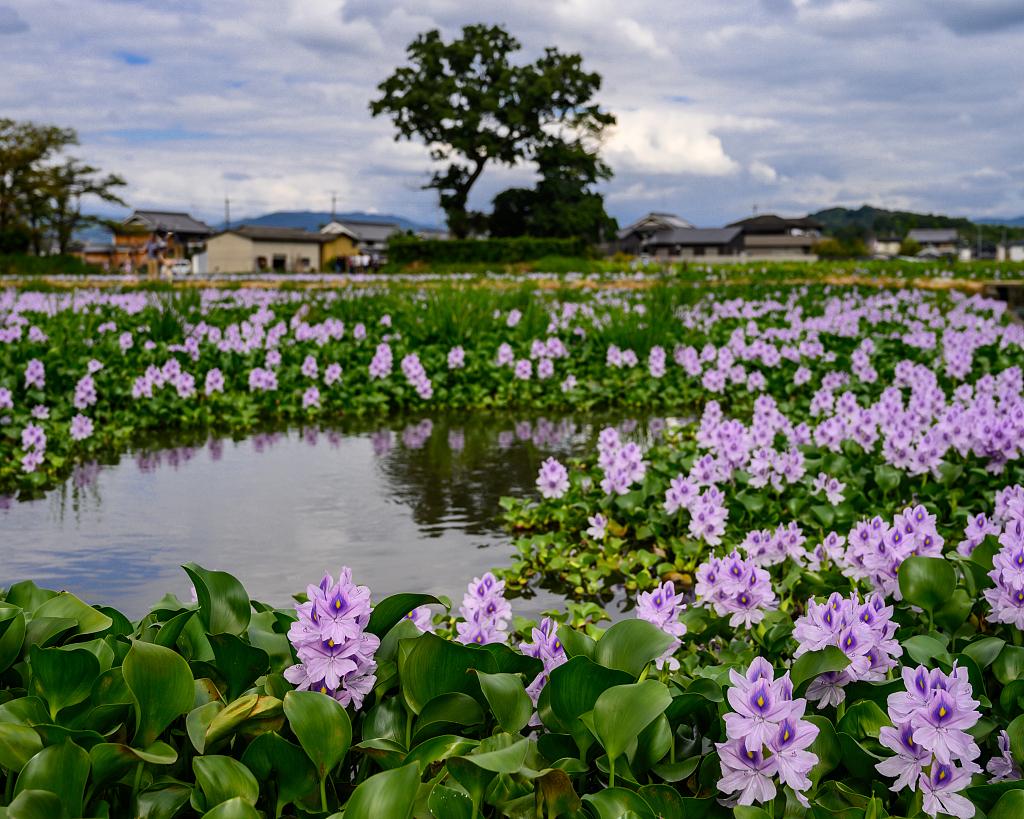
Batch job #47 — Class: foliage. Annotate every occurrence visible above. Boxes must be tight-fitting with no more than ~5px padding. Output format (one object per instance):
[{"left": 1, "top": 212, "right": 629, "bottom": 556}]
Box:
[{"left": 369, "top": 24, "right": 614, "bottom": 238}]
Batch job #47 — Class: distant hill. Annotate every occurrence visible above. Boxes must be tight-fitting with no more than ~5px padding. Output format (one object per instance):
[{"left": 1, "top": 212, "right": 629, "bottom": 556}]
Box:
[
  {"left": 222, "top": 210, "right": 438, "bottom": 233},
  {"left": 810, "top": 205, "right": 973, "bottom": 239},
  {"left": 976, "top": 215, "right": 1024, "bottom": 227}
]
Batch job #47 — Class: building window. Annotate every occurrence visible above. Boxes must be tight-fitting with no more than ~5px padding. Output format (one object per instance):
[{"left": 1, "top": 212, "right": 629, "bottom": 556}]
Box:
[
  {"left": 272, "top": 255, "right": 287, "bottom": 271},
  {"left": 694, "top": 246, "right": 705, "bottom": 256},
  {"left": 300, "top": 257, "right": 311, "bottom": 271},
  {"left": 256, "top": 256, "right": 268, "bottom": 270}
]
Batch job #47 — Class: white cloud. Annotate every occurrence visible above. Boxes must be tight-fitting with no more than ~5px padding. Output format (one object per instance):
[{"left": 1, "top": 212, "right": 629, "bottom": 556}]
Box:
[
  {"left": 749, "top": 160, "right": 778, "bottom": 184},
  {"left": 605, "top": 110, "right": 740, "bottom": 176}
]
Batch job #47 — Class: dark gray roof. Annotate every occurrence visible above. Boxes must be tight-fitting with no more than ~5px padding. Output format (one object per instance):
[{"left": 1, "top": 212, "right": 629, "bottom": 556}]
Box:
[
  {"left": 617, "top": 211, "right": 694, "bottom": 239},
  {"left": 643, "top": 227, "right": 743, "bottom": 246},
  {"left": 907, "top": 228, "right": 959, "bottom": 243},
  {"left": 333, "top": 220, "right": 402, "bottom": 243},
  {"left": 125, "top": 210, "right": 213, "bottom": 235},
  {"left": 222, "top": 225, "right": 331, "bottom": 243},
  {"left": 727, "top": 214, "right": 823, "bottom": 232}
]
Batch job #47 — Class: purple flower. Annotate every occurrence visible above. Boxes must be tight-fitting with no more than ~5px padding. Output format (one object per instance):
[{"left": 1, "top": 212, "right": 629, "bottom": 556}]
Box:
[
  {"left": 986, "top": 730, "right": 1022, "bottom": 782},
  {"left": 513, "top": 359, "right": 532, "bottom": 381},
  {"left": 447, "top": 346, "right": 465, "bottom": 369},
  {"left": 324, "top": 362, "right": 343, "bottom": 385},
  {"left": 635, "top": 580, "right": 687, "bottom": 670},
  {"left": 456, "top": 572, "right": 510, "bottom": 645},
  {"left": 368, "top": 343, "right": 393, "bottom": 379},
  {"left": 118, "top": 331, "right": 133, "bottom": 352},
  {"left": 0, "top": 387, "right": 11, "bottom": 411},
  {"left": 204, "top": 368, "right": 224, "bottom": 395},
  {"left": 302, "top": 386, "right": 321, "bottom": 409},
  {"left": 716, "top": 739, "right": 778, "bottom": 806},
  {"left": 520, "top": 617, "right": 567, "bottom": 721},
  {"left": 585, "top": 513, "right": 607, "bottom": 540},
  {"left": 301, "top": 355, "right": 318, "bottom": 379},
  {"left": 24, "top": 358, "right": 45, "bottom": 390},
  {"left": 70, "top": 414, "right": 94, "bottom": 442},
  {"left": 877, "top": 722, "right": 932, "bottom": 791},
  {"left": 919, "top": 761, "right": 978, "bottom": 819},
  {"left": 31, "top": 404, "right": 48, "bottom": 420},
  {"left": 536, "top": 457, "right": 569, "bottom": 499},
  {"left": 405, "top": 606, "right": 435, "bottom": 633},
  {"left": 769, "top": 715, "right": 819, "bottom": 799}
]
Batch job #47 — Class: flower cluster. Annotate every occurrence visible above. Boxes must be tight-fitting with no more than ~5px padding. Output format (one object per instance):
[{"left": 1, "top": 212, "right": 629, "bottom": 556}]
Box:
[
  {"left": 400, "top": 353, "right": 433, "bottom": 399},
  {"left": 284, "top": 568, "right": 380, "bottom": 709},
  {"left": 520, "top": 617, "right": 567, "bottom": 719},
  {"left": 536, "top": 457, "right": 569, "bottom": 499},
  {"left": 876, "top": 665, "right": 981, "bottom": 819},
  {"left": 597, "top": 427, "right": 646, "bottom": 495},
  {"left": 740, "top": 522, "right": 808, "bottom": 567},
  {"left": 983, "top": 510, "right": 1024, "bottom": 628},
  {"left": 695, "top": 551, "right": 777, "bottom": 627},
  {"left": 811, "top": 472, "right": 845, "bottom": 504},
  {"left": 455, "top": 572, "right": 510, "bottom": 645},
  {"left": 635, "top": 580, "right": 687, "bottom": 670},
  {"left": 793, "top": 592, "right": 901, "bottom": 707},
  {"left": 842, "top": 505, "right": 943, "bottom": 598},
  {"left": 20, "top": 421, "right": 46, "bottom": 472},
  {"left": 717, "top": 657, "right": 819, "bottom": 806},
  {"left": 447, "top": 345, "right": 465, "bottom": 369},
  {"left": 368, "top": 342, "right": 393, "bottom": 379}
]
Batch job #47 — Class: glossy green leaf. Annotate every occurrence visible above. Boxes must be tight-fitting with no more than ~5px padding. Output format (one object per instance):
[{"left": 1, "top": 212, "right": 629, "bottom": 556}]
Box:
[
  {"left": 455, "top": 735, "right": 529, "bottom": 773},
  {"left": 208, "top": 633, "right": 269, "bottom": 701},
  {"left": 29, "top": 645, "right": 99, "bottom": 720},
  {"left": 283, "top": 689, "right": 352, "bottom": 779},
  {"left": 32, "top": 592, "right": 112, "bottom": 636},
  {"left": 404, "top": 734, "right": 478, "bottom": 773},
  {"left": 475, "top": 670, "right": 532, "bottom": 734},
  {"left": 593, "top": 619, "right": 675, "bottom": 678},
  {"left": 366, "top": 593, "right": 442, "bottom": 638},
  {"left": 398, "top": 631, "right": 497, "bottom": 714},
  {"left": 14, "top": 741, "right": 90, "bottom": 818},
  {"left": 995, "top": 645, "right": 1024, "bottom": 685},
  {"left": 342, "top": 761, "right": 420, "bottom": 819},
  {"left": 240, "top": 732, "right": 318, "bottom": 814},
  {"left": 556, "top": 624, "right": 596, "bottom": 659},
  {"left": 0, "top": 606, "right": 26, "bottom": 672},
  {"left": 153, "top": 608, "right": 196, "bottom": 649},
  {"left": 123, "top": 639, "right": 195, "bottom": 747},
  {"left": 964, "top": 636, "right": 1007, "bottom": 669},
  {"left": 414, "top": 692, "right": 485, "bottom": 743},
  {"left": 427, "top": 783, "right": 474, "bottom": 819},
  {"left": 193, "top": 755, "right": 259, "bottom": 810},
  {"left": 902, "top": 634, "right": 952, "bottom": 667},
  {"left": 790, "top": 646, "right": 850, "bottom": 691},
  {"left": 205, "top": 693, "right": 283, "bottom": 749},
  {"left": 201, "top": 796, "right": 261, "bottom": 819},
  {"left": 581, "top": 787, "right": 656, "bottom": 818},
  {"left": 88, "top": 741, "right": 177, "bottom": 790},
  {"left": 805, "top": 715, "right": 841, "bottom": 787},
  {"left": 0, "top": 723, "right": 43, "bottom": 772},
  {"left": 136, "top": 783, "right": 192, "bottom": 819},
  {"left": 990, "top": 789, "right": 1024, "bottom": 819},
  {"left": 536, "top": 768, "right": 583, "bottom": 817},
  {"left": 593, "top": 680, "right": 672, "bottom": 763},
  {"left": 898, "top": 556, "right": 956, "bottom": 613},
  {"left": 3, "top": 789, "right": 67, "bottom": 819},
  {"left": 182, "top": 562, "right": 251, "bottom": 635},
  {"left": 836, "top": 699, "right": 891, "bottom": 740}
]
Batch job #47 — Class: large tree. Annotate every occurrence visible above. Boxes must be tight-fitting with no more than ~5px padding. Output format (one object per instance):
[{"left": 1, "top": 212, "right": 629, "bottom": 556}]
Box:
[
  {"left": 489, "top": 139, "right": 617, "bottom": 243},
  {"left": 370, "top": 24, "right": 614, "bottom": 238}
]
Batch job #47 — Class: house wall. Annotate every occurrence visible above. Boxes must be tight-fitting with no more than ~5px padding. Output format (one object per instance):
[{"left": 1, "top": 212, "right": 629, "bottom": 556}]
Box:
[
  {"left": 206, "top": 234, "right": 323, "bottom": 273},
  {"left": 322, "top": 235, "right": 358, "bottom": 268}
]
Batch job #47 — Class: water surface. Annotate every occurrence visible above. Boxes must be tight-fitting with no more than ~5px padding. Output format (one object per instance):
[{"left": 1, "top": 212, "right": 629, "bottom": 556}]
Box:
[{"left": 1, "top": 413, "right": 666, "bottom": 618}]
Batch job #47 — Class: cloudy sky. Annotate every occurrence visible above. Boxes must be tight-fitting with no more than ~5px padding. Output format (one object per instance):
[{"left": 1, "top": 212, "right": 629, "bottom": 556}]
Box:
[{"left": 3, "top": 0, "right": 1023, "bottom": 227}]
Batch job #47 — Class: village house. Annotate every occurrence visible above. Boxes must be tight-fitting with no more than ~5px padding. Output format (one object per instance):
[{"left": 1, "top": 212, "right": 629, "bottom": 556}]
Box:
[
  {"left": 869, "top": 235, "right": 902, "bottom": 258},
  {"left": 907, "top": 228, "right": 960, "bottom": 257},
  {"left": 321, "top": 219, "right": 403, "bottom": 255},
  {"left": 76, "top": 209, "right": 213, "bottom": 273},
  {"left": 615, "top": 212, "right": 695, "bottom": 255},
  {"left": 203, "top": 226, "right": 329, "bottom": 273},
  {"left": 726, "top": 214, "right": 822, "bottom": 259}
]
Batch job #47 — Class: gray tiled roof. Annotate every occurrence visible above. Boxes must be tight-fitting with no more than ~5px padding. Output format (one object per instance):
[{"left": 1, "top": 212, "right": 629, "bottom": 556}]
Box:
[
  {"left": 907, "top": 228, "right": 959, "bottom": 243},
  {"left": 334, "top": 220, "right": 402, "bottom": 243},
  {"left": 644, "top": 227, "right": 743, "bottom": 246},
  {"left": 224, "top": 225, "right": 331, "bottom": 243},
  {"left": 125, "top": 210, "right": 213, "bottom": 235}
]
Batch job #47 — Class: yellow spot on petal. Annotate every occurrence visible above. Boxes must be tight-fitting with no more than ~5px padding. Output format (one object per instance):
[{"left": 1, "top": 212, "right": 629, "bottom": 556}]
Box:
[
  {"left": 939, "top": 706, "right": 947, "bottom": 718},
  {"left": 328, "top": 639, "right": 335, "bottom": 648},
  {"left": 756, "top": 695, "right": 765, "bottom": 708}
]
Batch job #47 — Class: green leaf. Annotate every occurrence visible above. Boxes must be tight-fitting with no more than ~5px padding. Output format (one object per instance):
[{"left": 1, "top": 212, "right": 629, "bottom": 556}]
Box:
[
  {"left": 153, "top": 608, "right": 196, "bottom": 649},
  {"left": 136, "top": 784, "right": 192, "bottom": 819},
  {"left": 990, "top": 789, "right": 1024, "bottom": 819},
  {"left": 193, "top": 755, "right": 259, "bottom": 810},
  {"left": 902, "top": 634, "right": 952, "bottom": 667},
  {"left": 837, "top": 700, "right": 891, "bottom": 740},
  {"left": 581, "top": 788, "right": 656, "bottom": 818},
  {"left": 366, "top": 593, "right": 442, "bottom": 638},
  {"left": 283, "top": 689, "right": 352, "bottom": 779},
  {"left": 592, "top": 680, "right": 672, "bottom": 762},
  {"left": 240, "top": 732, "right": 318, "bottom": 815},
  {"left": 3, "top": 790, "right": 67, "bottom": 819},
  {"left": 733, "top": 807, "right": 771, "bottom": 819},
  {"left": 994, "top": 645, "right": 1024, "bottom": 685},
  {"left": 413, "top": 692, "right": 484, "bottom": 743},
  {"left": 32, "top": 592, "right": 112, "bottom": 636},
  {"left": 535, "top": 769, "right": 582, "bottom": 817},
  {"left": 455, "top": 736, "right": 530, "bottom": 773},
  {"left": 427, "top": 783, "right": 474, "bottom": 819},
  {"left": 1007, "top": 714, "right": 1024, "bottom": 768},
  {"left": 342, "top": 761, "right": 420, "bottom": 819},
  {"left": 398, "top": 632, "right": 497, "bottom": 714},
  {"left": 14, "top": 741, "right": 91, "bottom": 818},
  {"left": 88, "top": 741, "right": 177, "bottom": 790},
  {"left": 593, "top": 619, "right": 675, "bottom": 677},
  {"left": 964, "top": 636, "right": 1006, "bottom": 669},
  {"left": 898, "top": 555, "right": 955, "bottom": 613},
  {"left": 29, "top": 645, "right": 99, "bottom": 720},
  {"left": 545, "top": 655, "right": 632, "bottom": 743},
  {"left": 0, "top": 606, "right": 26, "bottom": 672},
  {"left": 790, "top": 646, "right": 850, "bottom": 691},
  {"left": 556, "top": 625, "right": 596, "bottom": 660},
  {"left": 204, "top": 694, "right": 283, "bottom": 750},
  {"left": 182, "top": 563, "right": 251, "bottom": 636},
  {"left": 873, "top": 464, "right": 901, "bottom": 492},
  {"left": 208, "top": 633, "right": 269, "bottom": 701},
  {"left": 475, "top": 670, "right": 532, "bottom": 734},
  {"left": 123, "top": 639, "right": 195, "bottom": 747},
  {"left": 404, "top": 734, "right": 478, "bottom": 773},
  {"left": 805, "top": 715, "right": 841, "bottom": 787},
  {"left": 0, "top": 723, "right": 43, "bottom": 773},
  {"left": 201, "top": 798, "right": 261, "bottom": 819}
]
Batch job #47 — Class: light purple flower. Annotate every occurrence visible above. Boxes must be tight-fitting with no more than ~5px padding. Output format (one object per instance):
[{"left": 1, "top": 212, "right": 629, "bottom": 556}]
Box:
[
  {"left": 536, "top": 457, "right": 569, "bottom": 499},
  {"left": 70, "top": 414, "right": 94, "bottom": 442}
]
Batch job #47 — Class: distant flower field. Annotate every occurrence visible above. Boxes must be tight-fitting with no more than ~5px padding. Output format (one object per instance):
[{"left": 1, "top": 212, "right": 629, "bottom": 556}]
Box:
[{"left": 3, "top": 276, "right": 1024, "bottom": 817}]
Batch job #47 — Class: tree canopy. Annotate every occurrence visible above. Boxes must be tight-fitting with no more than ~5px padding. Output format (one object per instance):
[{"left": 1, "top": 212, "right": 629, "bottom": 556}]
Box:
[
  {"left": 370, "top": 24, "right": 615, "bottom": 240},
  {"left": 0, "top": 118, "right": 125, "bottom": 254}
]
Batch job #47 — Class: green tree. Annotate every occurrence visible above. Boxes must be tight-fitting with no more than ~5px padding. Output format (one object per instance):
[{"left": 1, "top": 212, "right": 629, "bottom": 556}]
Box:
[
  {"left": 45, "top": 159, "right": 127, "bottom": 254},
  {"left": 490, "top": 141, "right": 616, "bottom": 243},
  {"left": 899, "top": 237, "right": 922, "bottom": 256},
  {"left": 370, "top": 24, "right": 614, "bottom": 238}
]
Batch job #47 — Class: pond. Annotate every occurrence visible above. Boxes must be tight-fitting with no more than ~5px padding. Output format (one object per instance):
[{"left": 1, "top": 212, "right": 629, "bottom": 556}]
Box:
[{"left": 0, "top": 412, "right": 669, "bottom": 619}]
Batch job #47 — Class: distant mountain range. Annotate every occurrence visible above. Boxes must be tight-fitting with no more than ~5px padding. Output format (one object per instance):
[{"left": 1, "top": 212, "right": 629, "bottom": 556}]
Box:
[
  {"left": 220, "top": 210, "right": 438, "bottom": 233},
  {"left": 976, "top": 215, "right": 1024, "bottom": 227},
  {"left": 810, "top": 205, "right": 974, "bottom": 237}
]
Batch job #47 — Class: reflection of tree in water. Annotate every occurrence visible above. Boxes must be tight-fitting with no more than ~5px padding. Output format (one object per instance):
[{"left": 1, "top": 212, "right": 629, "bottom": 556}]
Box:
[{"left": 375, "top": 412, "right": 668, "bottom": 537}]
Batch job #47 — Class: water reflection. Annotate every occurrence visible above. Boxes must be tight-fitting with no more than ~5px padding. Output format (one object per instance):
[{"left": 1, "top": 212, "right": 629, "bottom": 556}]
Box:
[{"left": 1, "top": 413, "right": 669, "bottom": 619}]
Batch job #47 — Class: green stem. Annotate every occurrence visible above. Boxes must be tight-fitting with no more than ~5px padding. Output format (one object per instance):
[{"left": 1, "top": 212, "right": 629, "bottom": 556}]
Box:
[
  {"left": 131, "top": 761, "right": 144, "bottom": 817},
  {"left": 405, "top": 706, "right": 414, "bottom": 750},
  {"left": 320, "top": 776, "right": 327, "bottom": 813},
  {"left": 836, "top": 700, "right": 846, "bottom": 722},
  {"left": 609, "top": 756, "right": 616, "bottom": 788}
]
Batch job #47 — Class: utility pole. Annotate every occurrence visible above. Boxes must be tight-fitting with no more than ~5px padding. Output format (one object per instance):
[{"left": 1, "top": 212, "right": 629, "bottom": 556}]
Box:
[
  {"left": 224, "top": 196, "right": 231, "bottom": 230},
  {"left": 330, "top": 191, "right": 337, "bottom": 221}
]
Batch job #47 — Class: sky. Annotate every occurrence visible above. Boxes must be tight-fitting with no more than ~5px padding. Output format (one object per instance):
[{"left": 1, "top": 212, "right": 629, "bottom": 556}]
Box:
[{"left": 3, "top": 0, "right": 1023, "bottom": 228}]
